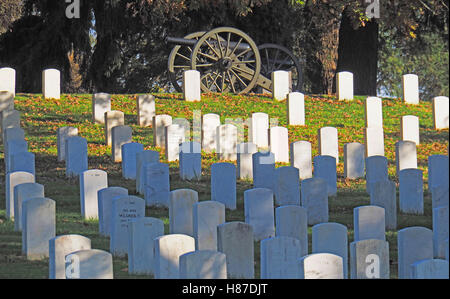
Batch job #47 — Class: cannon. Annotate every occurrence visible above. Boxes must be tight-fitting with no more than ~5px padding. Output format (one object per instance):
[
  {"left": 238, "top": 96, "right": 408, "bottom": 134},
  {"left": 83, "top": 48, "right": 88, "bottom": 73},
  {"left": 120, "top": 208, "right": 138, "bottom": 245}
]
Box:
[{"left": 167, "top": 27, "right": 302, "bottom": 94}]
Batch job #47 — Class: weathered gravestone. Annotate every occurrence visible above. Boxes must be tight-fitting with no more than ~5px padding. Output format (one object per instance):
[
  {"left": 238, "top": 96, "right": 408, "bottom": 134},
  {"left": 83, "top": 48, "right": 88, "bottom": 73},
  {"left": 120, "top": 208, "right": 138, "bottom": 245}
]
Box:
[
  {"left": 290, "top": 141, "right": 312, "bottom": 180},
  {"left": 313, "top": 155, "right": 337, "bottom": 196},
  {"left": 110, "top": 196, "right": 145, "bottom": 257},
  {"left": 272, "top": 70, "right": 290, "bottom": 101},
  {"left": 5, "top": 171, "right": 34, "bottom": 219},
  {"left": 401, "top": 115, "right": 420, "bottom": 145},
  {"left": 65, "top": 249, "right": 113, "bottom": 279},
  {"left": 402, "top": 74, "right": 419, "bottom": 104},
  {"left": 248, "top": 112, "right": 269, "bottom": 149},
  {"left": 353, "top": 205, "right": 385, "bottom": 242},
  {"left": 179, "top": 141, "right": 202, "bottom": 181},
  {"left": 336, "top": 71, "right": 353, "bottom": 101},
  {"left": 104, "top": 110, "right": 125, "bottom": 146},
  {"left": 344, "top": 142, "right": 365, "bottom": 179},
  {"left": 22, "top": 197, "right": 55, "bottom": 260},
  {"left": 275, "top": 206, "right": 308, "bottom": 257},
  {"left": 0, "top": 67, "right": 15, "bottom": 96},
  {"left": 370, "top": 180, "right": 397, "bottom": 230},
  {"left": 274, "top": 166, "right": 300, "bottom": 206},
  {"left": 143, "top": 162, "right": 170, "bottom": 207},
  {"left": 350, "top": 239, "right": 390, "bottom": 279},
  {"left": 312, "top": 222, "right": 349, "bottom": 278},
  {"left": 433, "top": 205, "right": 449, "bottom": 259},
  {"left": 154, "top": 234, "right": 196, "bottom": 279},
  {"left": 49, "top": 234, "right": 91, "bottom": 279},
  {"left": 237, "top": 142, "right": 258, "bottom": 180},
  {"left": 183, "top": 70, "right": 201, "bottom": 102},
  {"left": 80, "top": 169, "right": 108, "bottom": 219},
  {"left": 57, "top": 127, "right": 78, "bottom": 162},
  {"left": 299, "top": 253, "right": 344, "bottom": 279},
  {"left": 364, "top": 127, "right": 385, "bottom": 157},
  {"left": 179, "top": 250, "right": 227, "bottom": 279},
  {"left": 217, "top": 222, "right": 254, "bottom": 279},
  {"left": 261, "top": 236, "right": 303, "bottom": 279},
  {"left": 97, "top": 186, "right": 128, "bottom": 236},
  {"left": 269, "top": 126, "right": 289, "bottom": 163},
  {"left": 365, "top": 97, "right": 383, "bottom": 128},
  {"left": 137, "top": 94, "right": 155, "bottom": 127},
  {"left": 395, "top": 140, "right": 417, "bottom": 176},
  {"left": 11, "top": 152, "right": 35, "bottom": 175},
  {"left": 136, "top": 150, "right": 160, "bottom": 194},
  {"left": 14, "top": 183, "right": 44, "bottom": 231},
  {"left": 365, "top": 155, "right": 388, "bottom": 194},
  {"left": 128, "top": 217, "right": 164, "bottom": 275},
  {"left": 169, "top": 189, "right": 198, "bottom": 236},
  {"left": 318, "top": 127, "right": 339, "bottom": 164},
  {"left": 300, "top": 177, "right": 329, "bottom": 225},
  {"left": 42, "top": 69, "right": 60, "bottom": 99},
  {"left": 252, "top": 151, "right": 275, "bottom": 191},
  {"left": 287, "top": 92, "right": 305, "bottom": 126},
  {"left": 216, "top": 124, "right": 237, "bottom": 161},
  {"left": 121, "top": 142, "right": 144, "bottom": 179},
  {"left": 201, "top": 113, "right": 220, "bottom": 152},
  {"left": 193, "top": 201, "right": 225, "bottom": 251},
  {"left": 92, "top": 93, "right": 111, "bottom": 124},
  {"left": 244, "top": 188, "right": 275, "bottom": 241},
  {"left": 153, "top": 114, "right": 172, "bottom": 148},
  {"left": 399, "top": 168, "right": 423, "bottom": 214},
  {"left": 397, "top": 226, "right": 433, "bottom": 279},
  {"left": 111, "top": 125, "right": 132, "bottom": 163},
  {"left": 432, "top": 96, "right": 449, "bottom": 130},
  {"left": 65, "top": 136, "right": 88, "bottom": 178},
  {"left": 211, "top": 163, "right": 236, "bottom": 210},
  {"left": 411, "top": 259, "right": 449, "bottom": 279}
]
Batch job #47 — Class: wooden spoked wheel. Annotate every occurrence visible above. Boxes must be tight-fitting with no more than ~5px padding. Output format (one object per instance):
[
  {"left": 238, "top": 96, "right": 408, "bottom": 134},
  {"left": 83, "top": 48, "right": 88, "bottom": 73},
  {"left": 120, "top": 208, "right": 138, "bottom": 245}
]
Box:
[{"left": 190, "top": 27, "right": 261, "bottom": 94}]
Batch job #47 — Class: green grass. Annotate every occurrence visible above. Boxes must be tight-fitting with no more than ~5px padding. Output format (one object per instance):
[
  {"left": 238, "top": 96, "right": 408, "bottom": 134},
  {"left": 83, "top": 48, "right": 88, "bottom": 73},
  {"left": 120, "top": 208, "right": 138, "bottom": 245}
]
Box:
[{"left": 0, "top": 92, "right": 448, "bottom": 279}]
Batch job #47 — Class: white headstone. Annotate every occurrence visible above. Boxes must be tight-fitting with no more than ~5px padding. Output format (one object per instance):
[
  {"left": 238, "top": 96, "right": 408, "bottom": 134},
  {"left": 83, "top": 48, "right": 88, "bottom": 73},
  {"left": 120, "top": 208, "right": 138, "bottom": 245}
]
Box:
[
  {"left": 269, "top": 126, "right": 289, "bottom": 163},
  {"left": 137, "top": 94, "right": 155, "bottom": 127},
  {"left": 272, "top": 70, "right": 290, "bottom": 101},
  {"left": 237, "top": 142, "right": 258, "bottom": 180},
  {"left": 65, "top": 249, "right": 113, "bottom": 279},
  {"left": 216, "top": 124, "right": 237, "bottom": 161},
  {"left": 80, "top": 169, "right": 108, "bottom": 219},
  {"left": 57, "top": 127, "right": 78, "bottom": 162},
  {"left": 244, "top": 188, "right": 275, "bottom": 241},
  {"left": 432, "top": 96, "right": 449, "bottom": 130},
  {"left": 42, "top": 69, "right": 61, "bottom": 99},
  {"left": 370, "top": 180, "right": 397, "bottom": 230},
  {"left": 248, "top": 112, "right": 269, "bottom": 149},
  {"left": 350, "top": 239, "right": 390, "bottom": 279},
  {"left": 65, "top": 136, "right": 88, "bottom": 178},
  {"left": 365, "top": 97, "right": 383, "bottom": 128},
  {"left": 201, "top": 113, "right": 220, "bottom": 152},
  {"left": 401, "top": 115, "right": 420, "bottom": 145},
  {"left": 399, "top": 168, "right": 423, "bottom": 215},
  {"left": 5, "top": 171, "right": 34, "bottom": 219},
  {"left": 344, "top": 142, "right": 365, "bottom": 179},
  {"left": 402, "top": 74, "right": 419, "bottom": 104},
  {"left": 92, "top": 93, "right": 111, "bottom": 124},
  {"left": 179, "top": 250, "right": 227, "bottom": 279},
  {"left": 22, "top": 197, "right": 55, "bottom": 260},
  {"left": 217, "top": 222, "right": 254, "bottom": 279},
  {"left": 104, "top": 110, "right": 125, "bottom": 146},
  {"left": 183, "top": 70, "right": 201, "bottom": 102},
  {"left": 154, "top": 234, "right": 196, "bottom": 279},
  {"left": 287, "top": 92, "right": 305, "bottom": 125},
  {"left": 97, "top": 186, "right": 129, "bottom": 236},
  {"left": 165, "top": 124, "right": 185, "bottom": 162},
  {"left": 121, "top": 142, "right": 144, "bottom": 179},
  {"left": 193, "top": 201, "right": 225, "bottom": 250},
  {"left": 290, "top": 141, "right": 312, "bottom": 180},
  {"left": 398, "top": 226, "right": 433, "bottom": 279},
  {"left": 13, "top": 183, "right": 44, "bottom": 231},
  {"left": 153, "top": 114, "right": 172, "bottom": 148},
  {"left": 318, "top": 127, "right": 339, "bottom": 164},
  {"left": 169, "top": 189, "right": 198, "bottom": 236},
  {"left": 395, "top": 140, "right": 417, "bottom": 176},
  {"left": 336, "top": 71, "right": 353, "bottom": 101},
  {"left": 353, "top": 205, "right": 386, "bottom": 241},
  {"left": 299, "top": 253, "right": 344, "bottom": 279},
  {"left": 49, "top": 235, "right": 91, "bottom": 279},
  {"left": 0, "top": 67, "right": 15, "bottom": 96},
  {"left": 275, "top": 206, "right": 308, "bottom": 257},
  {"left": 364, "top": 127, "right": 385, "bottom": 157},
  {"left": 111, "top": 125, "right": 132, "bottom": 163}
]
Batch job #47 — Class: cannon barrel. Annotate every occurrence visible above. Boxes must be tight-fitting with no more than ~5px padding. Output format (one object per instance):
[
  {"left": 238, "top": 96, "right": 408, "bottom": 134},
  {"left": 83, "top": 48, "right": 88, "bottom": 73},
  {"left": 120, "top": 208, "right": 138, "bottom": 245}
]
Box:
[{"left": 165, "top": 36, "right": 250, "bottom": 51}]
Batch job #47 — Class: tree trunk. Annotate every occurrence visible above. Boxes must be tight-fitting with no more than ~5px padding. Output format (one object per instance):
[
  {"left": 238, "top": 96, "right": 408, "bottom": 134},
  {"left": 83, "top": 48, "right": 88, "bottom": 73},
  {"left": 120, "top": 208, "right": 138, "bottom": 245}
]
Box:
[{"left": 336, "top": 12, "right": 379, "bottom": 96}]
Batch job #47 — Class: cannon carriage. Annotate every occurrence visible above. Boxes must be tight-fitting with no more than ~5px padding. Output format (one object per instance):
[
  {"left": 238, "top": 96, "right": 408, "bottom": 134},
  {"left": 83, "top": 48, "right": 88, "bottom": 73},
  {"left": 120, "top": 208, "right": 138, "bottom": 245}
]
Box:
[{"left": 166, "top": 27, "right": 302, "bottom": 94}]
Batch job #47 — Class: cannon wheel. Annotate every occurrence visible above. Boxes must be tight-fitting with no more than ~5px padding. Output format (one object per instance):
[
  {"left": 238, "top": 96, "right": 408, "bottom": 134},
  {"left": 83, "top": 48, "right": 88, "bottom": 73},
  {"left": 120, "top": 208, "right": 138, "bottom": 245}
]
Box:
[
  {"left": 190, "top": 27, "right": 261, "bottom": 94},
  {"left": 257, "top": 43, "right": 303, "bottom": 92},
  {"left": 168, "top": 31, "right": 206, "bottom": 93}
]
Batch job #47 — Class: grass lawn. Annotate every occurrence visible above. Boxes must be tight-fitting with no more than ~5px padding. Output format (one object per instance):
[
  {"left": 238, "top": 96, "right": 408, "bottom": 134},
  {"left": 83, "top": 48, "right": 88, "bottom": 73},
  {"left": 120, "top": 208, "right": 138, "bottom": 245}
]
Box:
[{"left": 0, "top": 92, "right": 448, "bottom": 279}]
